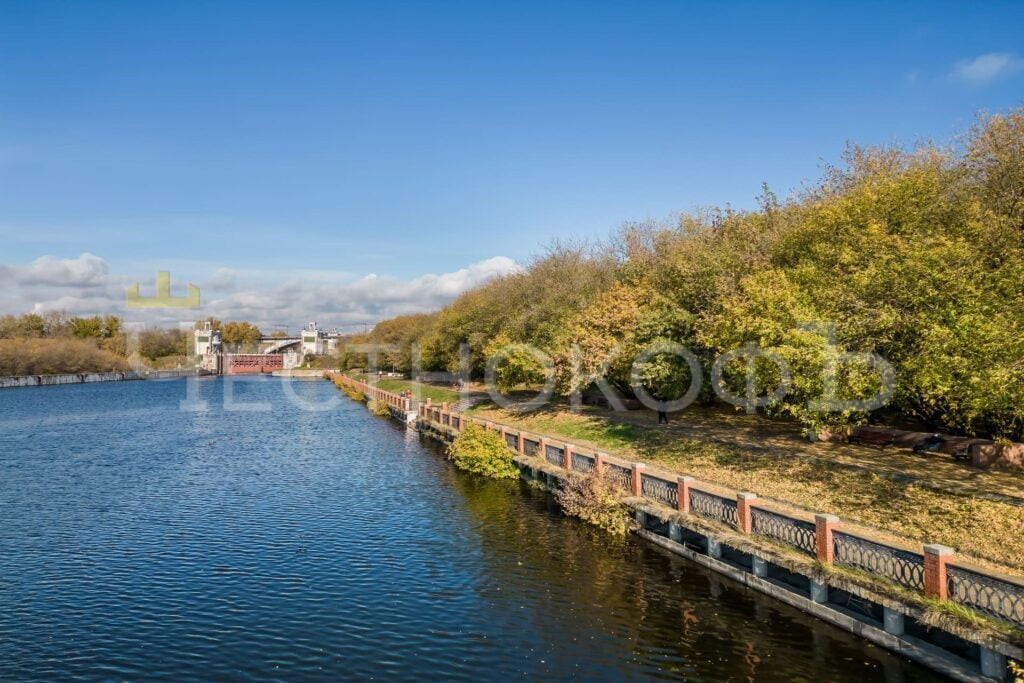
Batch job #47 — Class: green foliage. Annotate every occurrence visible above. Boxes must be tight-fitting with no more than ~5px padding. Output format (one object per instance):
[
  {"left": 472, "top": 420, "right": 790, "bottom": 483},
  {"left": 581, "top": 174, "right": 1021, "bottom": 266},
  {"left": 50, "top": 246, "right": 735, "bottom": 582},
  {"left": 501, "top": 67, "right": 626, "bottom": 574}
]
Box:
[
  {"left": 359, "top": 107, "right": 1024, "bottom": 440},
  {"left": 483, "top": 332, "right": 550, "bottom": 392},
  {"left": 447, "top": 422, "right": 520, "bottom": 480},
  {"left": 369, "top": 399, "right": 391, "bottom": 417},
  {"left": 221, "top": 321, "right": 262, "bottom": 350},
  {"left": 555, "top": 473, "right": 634, "bottom": 536}
]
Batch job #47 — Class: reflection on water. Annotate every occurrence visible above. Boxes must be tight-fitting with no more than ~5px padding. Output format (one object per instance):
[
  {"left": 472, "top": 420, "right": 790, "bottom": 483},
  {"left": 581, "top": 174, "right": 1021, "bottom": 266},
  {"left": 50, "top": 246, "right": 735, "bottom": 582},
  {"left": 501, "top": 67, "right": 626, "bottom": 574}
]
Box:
[{"left": 0, "top": 378, "right": 940, "bottom": 681}]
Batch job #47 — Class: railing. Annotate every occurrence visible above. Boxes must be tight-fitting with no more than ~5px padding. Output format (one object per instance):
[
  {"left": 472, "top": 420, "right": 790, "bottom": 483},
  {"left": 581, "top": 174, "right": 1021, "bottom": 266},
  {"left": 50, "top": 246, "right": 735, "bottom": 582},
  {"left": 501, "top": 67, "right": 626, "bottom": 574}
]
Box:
[
  {"left": 641, "top": 474, "right": 678, "bottom": 508},
  {"left": 406, "top": 398, "right": 1024, "bottom": 629},
  {"left": 947, "top": 565, "right": 1024, "bottom": 626},
  {"left": 751, "top": 507, "right": 816, "bottom": 556},
  {"left": 571, "top": 452, "right": 596, "bottom": 473},
  {"left": 544, "top": 443, "right": 564, "bottom": 467},
  {"left": 690, "top": 488, "right": 738, "bottom": 526},
  {"left": 833, "top": 532, "right": 925, "bottom": 591},
  {"left": 604, "top": 463, "right": 632, "bottom": 490}
]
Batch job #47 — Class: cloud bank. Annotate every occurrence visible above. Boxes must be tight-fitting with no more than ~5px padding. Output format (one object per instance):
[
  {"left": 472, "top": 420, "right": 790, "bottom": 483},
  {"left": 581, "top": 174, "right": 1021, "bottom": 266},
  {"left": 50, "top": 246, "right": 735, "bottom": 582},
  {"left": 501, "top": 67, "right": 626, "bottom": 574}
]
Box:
[
  {"left": 949, "top": 52, "right": 1024, "bottom": 86},
  {"left": 0, "top": 253, "right": 521, "bottom": 332}
]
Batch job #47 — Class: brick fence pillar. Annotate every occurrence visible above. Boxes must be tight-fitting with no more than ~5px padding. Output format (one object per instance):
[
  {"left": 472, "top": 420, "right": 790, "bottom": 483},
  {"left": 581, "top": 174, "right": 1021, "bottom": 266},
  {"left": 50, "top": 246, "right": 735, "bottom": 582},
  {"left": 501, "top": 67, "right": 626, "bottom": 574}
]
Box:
[
  {"left": 815, "top": 514, "right": 840, "bottom": 564},
  {"left": 499, "top": 426, "right": 507, "bottom": 447},
  {"left": 737, "top": 493, "right": 756, "bottom": 534},
  {"left": 563, "top": 444, "right": 574, "bottom": 470},
  {"left": 595, "top": 452, "right": 607, "bottom": 477},
  {"left": 677, "top": 476, "right": 694, "bottom": 513},
  {"left": 924, "top": 544, "right": 954, "bottom": 600},
  {"left": 539, "top": 438, "right": 549, "bottom": 461},
  {"left": 517, "top": 432, "right": 526, "bottom": 454},
  {"left": 631, "top": 463, "right": 645, "bottom": 497}
]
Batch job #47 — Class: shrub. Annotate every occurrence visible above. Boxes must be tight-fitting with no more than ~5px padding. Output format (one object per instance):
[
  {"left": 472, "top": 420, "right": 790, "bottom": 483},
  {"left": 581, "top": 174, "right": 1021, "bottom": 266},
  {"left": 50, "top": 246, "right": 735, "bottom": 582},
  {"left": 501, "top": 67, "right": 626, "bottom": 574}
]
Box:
[
  {"left": 555, "top": 472, "right": 635, "bottom": 536},
  {"left": 332, "top": 378, "right": 365, "bottom": 403},
  {"left": 369, "top": 399, "right": 391, "bottom": 417},
  {"left": 447, "top": 422, "right": 519, "bottom": 479}
]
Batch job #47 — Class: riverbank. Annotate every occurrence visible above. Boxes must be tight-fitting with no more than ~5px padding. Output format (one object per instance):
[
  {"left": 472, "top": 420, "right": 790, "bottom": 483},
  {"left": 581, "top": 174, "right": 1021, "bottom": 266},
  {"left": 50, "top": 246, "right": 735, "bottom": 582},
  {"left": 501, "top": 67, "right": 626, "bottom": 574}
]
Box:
[
  {"left": 0, "top": 369, "right": 201, "bottom": 389},
  {"left": 326, "top": 373, "right": 1024, "bottom": 681}
]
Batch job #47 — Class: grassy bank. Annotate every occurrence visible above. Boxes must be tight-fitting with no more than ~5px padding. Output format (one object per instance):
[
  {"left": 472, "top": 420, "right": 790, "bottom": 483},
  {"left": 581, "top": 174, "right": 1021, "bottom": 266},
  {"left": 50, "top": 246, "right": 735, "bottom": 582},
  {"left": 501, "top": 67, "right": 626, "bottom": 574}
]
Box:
[
  {"left": 345, "top": 373, "right": 460, "bottom": 404},
  {"left": 469, "top": 403, "right": 1024, "bottom": 572}
]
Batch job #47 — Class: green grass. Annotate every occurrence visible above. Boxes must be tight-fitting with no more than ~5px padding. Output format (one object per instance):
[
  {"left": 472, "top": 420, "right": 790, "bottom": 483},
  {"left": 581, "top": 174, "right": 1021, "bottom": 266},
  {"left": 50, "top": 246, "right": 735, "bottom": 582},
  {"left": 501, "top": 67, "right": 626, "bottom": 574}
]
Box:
[{"left": 346, "top": 373, "right": 460, "bottom": 404}]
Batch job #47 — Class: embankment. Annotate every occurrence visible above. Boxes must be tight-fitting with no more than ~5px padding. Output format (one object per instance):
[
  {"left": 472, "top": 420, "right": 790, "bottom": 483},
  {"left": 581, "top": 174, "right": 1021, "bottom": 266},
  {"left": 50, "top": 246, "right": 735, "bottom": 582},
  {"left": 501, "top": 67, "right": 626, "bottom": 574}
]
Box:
[{"left": 0, "top": 369, "right": 201, "bottom": 389}]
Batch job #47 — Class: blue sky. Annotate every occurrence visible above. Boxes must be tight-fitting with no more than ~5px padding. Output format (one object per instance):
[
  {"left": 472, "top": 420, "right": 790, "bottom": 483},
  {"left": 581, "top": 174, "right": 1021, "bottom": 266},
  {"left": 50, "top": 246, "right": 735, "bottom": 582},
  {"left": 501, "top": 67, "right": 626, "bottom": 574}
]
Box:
[{"left": 1, "top": 1, "right": 1022, "bottom": 328}]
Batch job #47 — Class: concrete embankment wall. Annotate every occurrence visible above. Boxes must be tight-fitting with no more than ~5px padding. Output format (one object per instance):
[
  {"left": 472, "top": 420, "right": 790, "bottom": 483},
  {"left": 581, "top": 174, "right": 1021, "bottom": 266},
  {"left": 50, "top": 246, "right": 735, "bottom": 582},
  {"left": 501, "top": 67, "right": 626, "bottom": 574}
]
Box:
[{"left": 0, "top": 369, "right": 200, "bottom": 389}]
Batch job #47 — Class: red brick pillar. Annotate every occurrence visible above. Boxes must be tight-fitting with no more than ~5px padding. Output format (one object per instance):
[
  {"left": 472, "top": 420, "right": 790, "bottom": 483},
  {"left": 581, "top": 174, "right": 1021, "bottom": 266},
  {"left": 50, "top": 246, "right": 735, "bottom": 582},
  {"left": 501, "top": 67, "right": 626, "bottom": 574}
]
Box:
[
  {"left": 563, "top": 444, "right": 574, "bottom": 470},
  {"left": 539, "top": 438, "right": 549, "bottom": 461},
  {"left": 677, "top": 476, "right": 694, "bottom": 513},
  {"left": 499, "top": 426, "right": 507, "bottom": 448},
  {"left": 924, "top": 544, "right": 954, "bottom": 600},
  {"left": 595, "top": 452, "right": 607, "bottom": 477},
  {"left": 631, "top": 463, "right": 645, "bottom": 497},
  {"left": 815, "top": 514, "right": 840, "bottom": 564},
  {"left": 517, "top": 432, "right": 526, "bottom": 454},
  {"left": 737, "top": 493, "right": 756, "bottom": 533}
]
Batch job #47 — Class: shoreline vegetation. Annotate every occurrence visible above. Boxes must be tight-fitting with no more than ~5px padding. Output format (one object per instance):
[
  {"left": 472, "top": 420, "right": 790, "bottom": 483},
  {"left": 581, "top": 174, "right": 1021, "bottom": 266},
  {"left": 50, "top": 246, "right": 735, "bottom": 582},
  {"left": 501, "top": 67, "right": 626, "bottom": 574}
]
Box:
[
  {"left": 0, "top": 315, "right": 261, "bottom": 376},
  {"left": 340, "top": 108, "right": 1024, "bottom": 444}
]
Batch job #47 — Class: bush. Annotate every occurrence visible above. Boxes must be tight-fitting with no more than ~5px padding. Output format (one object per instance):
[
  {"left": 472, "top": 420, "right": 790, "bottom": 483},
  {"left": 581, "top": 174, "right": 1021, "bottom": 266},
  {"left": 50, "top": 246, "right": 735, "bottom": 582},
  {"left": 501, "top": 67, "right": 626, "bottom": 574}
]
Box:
[
  {"left": 331, "top": 378, "right": 365, "bottom": 403},
  {"left": 556, "top": 473, "right": 634, "bottom": 536},
  {"left": 447, "top": 422, "right": 519, "bottom": 479},
  {"left": 368, "top": 399, "right": 391, "bottom": 417}
]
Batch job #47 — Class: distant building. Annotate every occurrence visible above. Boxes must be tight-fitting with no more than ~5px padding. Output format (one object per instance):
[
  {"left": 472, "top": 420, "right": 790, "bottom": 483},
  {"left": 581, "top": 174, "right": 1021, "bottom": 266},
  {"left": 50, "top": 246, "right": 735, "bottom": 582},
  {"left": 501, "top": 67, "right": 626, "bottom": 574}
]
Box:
[
  {"left": 194, "top": 321, "right": 221, "bottom": 356},
  {"left": 301, "top": 322, "right": 327, "bottom": 355}
]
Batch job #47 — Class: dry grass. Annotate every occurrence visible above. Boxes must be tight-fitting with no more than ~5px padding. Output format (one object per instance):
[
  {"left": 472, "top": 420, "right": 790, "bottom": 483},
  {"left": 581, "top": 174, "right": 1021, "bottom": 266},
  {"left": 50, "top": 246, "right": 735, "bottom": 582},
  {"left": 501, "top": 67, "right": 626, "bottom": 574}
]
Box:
[{"left": 472, "top": 404, "right": 1024, "bottom": 572}]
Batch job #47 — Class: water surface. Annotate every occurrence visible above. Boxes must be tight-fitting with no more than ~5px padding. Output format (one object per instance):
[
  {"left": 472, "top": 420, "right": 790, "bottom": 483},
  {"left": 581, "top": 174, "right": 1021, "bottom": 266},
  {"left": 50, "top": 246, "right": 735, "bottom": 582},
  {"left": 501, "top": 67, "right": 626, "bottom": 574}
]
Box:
[{"left": 0, "top": 378, "right": 940, "bottom": 681}]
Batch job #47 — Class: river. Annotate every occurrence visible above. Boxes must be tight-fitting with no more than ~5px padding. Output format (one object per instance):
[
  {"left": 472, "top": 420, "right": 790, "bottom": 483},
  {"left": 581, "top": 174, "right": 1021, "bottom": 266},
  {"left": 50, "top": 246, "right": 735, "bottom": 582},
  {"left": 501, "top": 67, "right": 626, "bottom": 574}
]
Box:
[{"left": 0, "top": 377, "right": 941, "bottom": 681}]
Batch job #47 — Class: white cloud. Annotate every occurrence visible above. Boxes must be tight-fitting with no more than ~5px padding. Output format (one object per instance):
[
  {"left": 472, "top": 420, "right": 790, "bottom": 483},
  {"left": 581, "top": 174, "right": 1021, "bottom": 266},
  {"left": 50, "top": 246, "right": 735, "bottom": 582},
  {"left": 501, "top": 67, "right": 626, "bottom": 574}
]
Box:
[
  {"left": 5, "top": 253, "right": 110, "bottom": 287},
  {"left": 0, "top": 252, "right": 521, "bottom": 332},
  {"left": 949, "top": 52, "right": 1024, "bottom": 86}
]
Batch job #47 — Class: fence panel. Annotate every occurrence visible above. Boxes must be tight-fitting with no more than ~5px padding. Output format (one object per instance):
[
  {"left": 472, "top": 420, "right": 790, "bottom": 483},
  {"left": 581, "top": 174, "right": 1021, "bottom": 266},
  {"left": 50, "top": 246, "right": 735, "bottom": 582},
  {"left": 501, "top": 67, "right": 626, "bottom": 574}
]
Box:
[
  {"left": 833, "top": 532, "right": 924, "bottom": 591},
  {"left": 750, "top": 507, "right": 816, "bottom": 556},
  {"left": 604, "top": 463, "right": 632, "bottom": 491},
  {"left": 690, "top": 489, "right": 738, "bottom": 526},
  {"left": 571, "top": 452, "right": 596, "bottom": 473},
  {"left": 641, "top": 474, "right": 678, "bottom": 508},
  {"left": 947, "top": 565, "right": 1024, "bottom": 628},
  {"left": 545, "top": 443, "right": 564, "bottom": 467}
]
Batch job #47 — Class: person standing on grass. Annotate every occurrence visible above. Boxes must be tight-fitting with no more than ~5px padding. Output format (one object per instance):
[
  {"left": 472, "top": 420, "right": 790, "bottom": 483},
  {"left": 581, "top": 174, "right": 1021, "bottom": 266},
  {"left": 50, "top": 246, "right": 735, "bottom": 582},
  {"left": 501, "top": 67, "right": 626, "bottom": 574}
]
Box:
[{"left": 657, "top": 399, "right": 668, "bottom": 425}]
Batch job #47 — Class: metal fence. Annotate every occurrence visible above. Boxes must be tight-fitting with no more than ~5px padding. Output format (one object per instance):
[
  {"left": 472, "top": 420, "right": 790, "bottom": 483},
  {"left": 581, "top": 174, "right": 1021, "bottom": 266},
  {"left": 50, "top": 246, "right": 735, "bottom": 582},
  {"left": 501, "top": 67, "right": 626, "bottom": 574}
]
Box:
[
  {"left": 505, "top": 432, "right": 519, "bottom": 451},
  {"left": 690, "top": 489, "right": 738, "bottom": 526},
  {"left": 571, "top": 452, "right": 596, "bottom": 473},
  {"left": 947, "top": 565, "right": 1024, "bottom": 628},
  {"left": 604, "top": 463, "right": 632, "bottom": 491},
  {"left": 545, "top": 443, "right": 564, "bottom": 467},
  {"left": 641, "top": 474, "right": 678, "bottom": 508},
  {"left": 750, "top": 507, "right": 816, "bottom": 556},
  {"left": 523, "top": 438, "right": 540, "bottom": 457},
  {"left": 833, "top": 532, "right": 925, "bottom": 591}
]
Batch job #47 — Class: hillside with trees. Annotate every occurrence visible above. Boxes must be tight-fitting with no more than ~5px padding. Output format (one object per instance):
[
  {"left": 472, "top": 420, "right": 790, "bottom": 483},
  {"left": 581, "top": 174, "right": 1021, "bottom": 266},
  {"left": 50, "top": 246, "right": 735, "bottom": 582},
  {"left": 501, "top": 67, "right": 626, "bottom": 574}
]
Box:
[{"left": 344, "top": 109, "right": 1024, "bottom": 441}]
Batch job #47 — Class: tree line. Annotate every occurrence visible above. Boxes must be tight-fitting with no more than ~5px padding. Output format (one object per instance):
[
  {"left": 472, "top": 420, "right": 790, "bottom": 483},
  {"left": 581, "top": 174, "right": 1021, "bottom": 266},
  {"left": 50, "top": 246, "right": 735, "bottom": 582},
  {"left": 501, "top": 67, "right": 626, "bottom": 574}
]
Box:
[
  {"left": 342, "top": 109, "right": 1024, "bottom": 441},
  {"left": 0, "top": 314, "right": 266, "bottom": 375}
]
